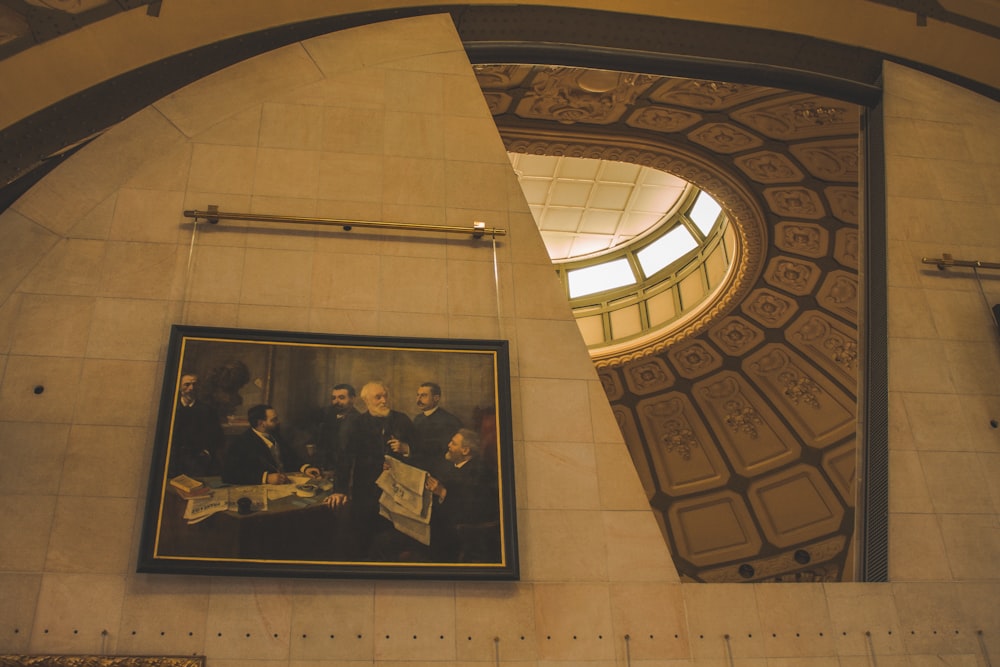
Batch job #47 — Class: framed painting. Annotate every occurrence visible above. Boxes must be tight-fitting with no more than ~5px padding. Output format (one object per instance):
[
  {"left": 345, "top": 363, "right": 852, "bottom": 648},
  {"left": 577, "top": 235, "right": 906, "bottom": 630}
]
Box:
[
  {"left": 138, "top": 325, "right": 518, "bottom": 580},
  {"left": 0, "top": 659, "right": 204, "bottom": 667}
]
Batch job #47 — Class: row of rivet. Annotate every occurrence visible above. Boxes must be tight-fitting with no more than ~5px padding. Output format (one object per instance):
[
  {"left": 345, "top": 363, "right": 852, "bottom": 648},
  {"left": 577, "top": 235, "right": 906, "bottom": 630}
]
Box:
[{"left": 9, "top": 628, "right": 982, "bottom": 638}]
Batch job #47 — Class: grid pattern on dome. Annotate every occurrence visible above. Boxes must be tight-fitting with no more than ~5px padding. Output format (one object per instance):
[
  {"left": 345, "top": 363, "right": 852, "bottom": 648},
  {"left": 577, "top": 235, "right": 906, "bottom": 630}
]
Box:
[{"left": 509, "top": 153, "right": 689, "bottom": 262}]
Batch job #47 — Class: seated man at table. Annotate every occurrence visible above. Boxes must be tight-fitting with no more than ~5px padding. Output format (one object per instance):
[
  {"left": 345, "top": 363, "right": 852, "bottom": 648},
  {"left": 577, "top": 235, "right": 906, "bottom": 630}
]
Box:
[{"left": 222, "top": 403, "right": 320, "bottom": 485}]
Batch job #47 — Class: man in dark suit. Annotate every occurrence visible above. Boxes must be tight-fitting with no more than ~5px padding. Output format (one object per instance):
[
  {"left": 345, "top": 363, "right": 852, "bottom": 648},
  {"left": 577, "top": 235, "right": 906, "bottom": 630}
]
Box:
[
  {"left": 222, "top": 404, "right": 320, "bottom": 485},
  {"left": 411, "top": 382, "right": 463, "bottom": 466},
  {"left": 324, "top": 381, "right": 416, "bottom": 557},
  {"left": 425, "top": 428, "right": 501, "bottom": 563},
  {"left": 307, "top": 383, "right": 358, "bottom": 471},
  {"left": 169, "top": 372, "right": 224, "bottom": 477}
]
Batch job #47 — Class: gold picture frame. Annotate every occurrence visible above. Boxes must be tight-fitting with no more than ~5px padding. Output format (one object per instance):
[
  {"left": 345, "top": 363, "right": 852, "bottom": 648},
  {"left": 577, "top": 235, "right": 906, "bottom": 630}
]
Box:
[
  {"left": 0, "top": 658, "right": 204, "bottom": 667},
  {"left": 138, "top": 325, "right": 519, "bottom": 580}
]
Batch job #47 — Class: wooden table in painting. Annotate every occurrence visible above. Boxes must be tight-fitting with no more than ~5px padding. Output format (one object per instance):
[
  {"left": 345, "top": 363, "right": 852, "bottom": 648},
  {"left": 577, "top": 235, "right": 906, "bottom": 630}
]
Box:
[{"left": 153, "top": 476, "right": 359, "bottom": 564}]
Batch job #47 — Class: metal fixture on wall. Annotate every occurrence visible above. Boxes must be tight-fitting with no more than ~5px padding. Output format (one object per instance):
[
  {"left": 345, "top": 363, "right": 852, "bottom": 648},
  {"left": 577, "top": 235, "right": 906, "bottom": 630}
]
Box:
[
  {"left": 921, "top": 254, "right": 1000, "bottom": 271},
  {"left": 181, "top": 205, "right": 511, "bottom": 332},
  {"left": 922, "top": 253, "right": 1000, "bottom": 334},
  {"left": 183, "top": 206, "right": 507, "bottom": 239}
]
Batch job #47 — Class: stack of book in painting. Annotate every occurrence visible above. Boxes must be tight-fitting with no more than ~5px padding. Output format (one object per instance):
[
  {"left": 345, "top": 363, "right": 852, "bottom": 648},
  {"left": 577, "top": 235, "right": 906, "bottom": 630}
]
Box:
[{"left": 169, "top": 474, "right": 212, "bottom": 499}]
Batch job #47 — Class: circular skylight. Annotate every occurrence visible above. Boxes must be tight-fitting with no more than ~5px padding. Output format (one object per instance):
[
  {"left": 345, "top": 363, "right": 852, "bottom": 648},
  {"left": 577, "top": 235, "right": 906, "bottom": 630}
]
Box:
[{"left": 511, "top": 154, "right": 737, "bottom": 356}]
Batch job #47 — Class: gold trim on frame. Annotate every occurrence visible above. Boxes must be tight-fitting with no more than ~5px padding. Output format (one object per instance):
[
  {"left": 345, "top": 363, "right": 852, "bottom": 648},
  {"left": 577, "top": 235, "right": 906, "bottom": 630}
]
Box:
[{"left": 0, "top": 657, "right": 204, "bottom": 667}]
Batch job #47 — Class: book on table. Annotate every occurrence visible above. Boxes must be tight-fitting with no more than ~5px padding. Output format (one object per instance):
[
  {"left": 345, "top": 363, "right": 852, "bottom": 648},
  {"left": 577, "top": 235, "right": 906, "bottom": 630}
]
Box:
[{"left": 169, "top": 474, "right": 211, "bottom": 499}]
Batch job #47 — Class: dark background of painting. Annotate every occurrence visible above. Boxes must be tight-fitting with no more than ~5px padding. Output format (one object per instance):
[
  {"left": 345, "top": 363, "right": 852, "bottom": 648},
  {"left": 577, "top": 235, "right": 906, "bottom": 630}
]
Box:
[{"left": 175, "top": 337, "right": 500, "bottom": 466}]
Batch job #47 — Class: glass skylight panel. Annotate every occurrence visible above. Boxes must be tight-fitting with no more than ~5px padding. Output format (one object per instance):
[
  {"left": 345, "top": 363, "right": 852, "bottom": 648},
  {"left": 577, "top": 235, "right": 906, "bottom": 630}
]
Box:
[
  {"left": 558, "top": 156, "right": 601, "bottom": 179},
  {"left": 540, "top": 207, "right": 584, "bottom": 232},
  {"left": 689, "top": 192, "right": 722, "bottom": 236},
  {"left": 636, "top": 226, "right": 698, "bottom": 277},
  {"left": 599, "top": 160, "right": 641, "bottom": 182},
  {"left": 631, "top": 184, "right": 685, "bottom": 213},
  {"left": 550, "top": 180, "right": 593, "bottom": 206},
  {"left": 520, "top": 179, "right": 552, "bottom": 204},
  {"left": 591, "top": 182, "right": 633, "bottom": 209},
  {"left": 511, "top": 153, "right": 558, "bottom": 177},
  {"left": 569, "top": 233, "right": 614, "bottom": 258},
  {"left": 567, "top": 258, "right": 636, "bottom": 298}
]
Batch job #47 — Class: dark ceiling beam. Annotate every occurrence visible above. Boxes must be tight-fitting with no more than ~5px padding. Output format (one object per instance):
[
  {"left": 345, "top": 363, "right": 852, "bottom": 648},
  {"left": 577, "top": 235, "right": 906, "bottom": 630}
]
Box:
[{"left": 0, "top": 4, "right": 996, "bottom": 201}]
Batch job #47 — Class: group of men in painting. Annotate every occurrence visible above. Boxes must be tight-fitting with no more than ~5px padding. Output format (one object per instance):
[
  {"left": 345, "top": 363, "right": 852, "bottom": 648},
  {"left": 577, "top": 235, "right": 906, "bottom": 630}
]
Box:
[{"left": 169, "top": 373, "right": 499, "bottom": 563}]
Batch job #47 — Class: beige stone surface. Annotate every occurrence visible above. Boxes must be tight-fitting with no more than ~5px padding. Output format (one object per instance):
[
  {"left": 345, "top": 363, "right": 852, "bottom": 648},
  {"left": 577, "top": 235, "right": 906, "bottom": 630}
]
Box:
[
  {"left": 370, "top": 585, "right": 457, "bottom": 661},
  {"left": 116, "top": 573, "right": 211, "bottom": 656},
  {"left": 286, "top": 578, "right": 376, "bottom": 661},
  {"left": 28, "top": 573, "right": 127, "bottom": 654},
  {"left": 0, "top": 495, "right": 57, "bottom": 571}
]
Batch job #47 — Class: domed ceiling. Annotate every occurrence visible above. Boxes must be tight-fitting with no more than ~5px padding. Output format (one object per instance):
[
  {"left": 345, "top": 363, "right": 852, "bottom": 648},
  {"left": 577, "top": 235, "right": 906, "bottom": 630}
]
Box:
[{"left": 478, "top": 64, "right": 861, "bottom": 582}]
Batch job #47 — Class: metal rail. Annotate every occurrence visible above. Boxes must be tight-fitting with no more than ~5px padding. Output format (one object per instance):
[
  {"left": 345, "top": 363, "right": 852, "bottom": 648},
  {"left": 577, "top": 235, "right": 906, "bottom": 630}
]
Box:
[
  {"left": 921, "top": 253, "right": 1000, "bottom": 270},
  {"left": 183, "top": 205, "right": 506, "bottom": 238}
]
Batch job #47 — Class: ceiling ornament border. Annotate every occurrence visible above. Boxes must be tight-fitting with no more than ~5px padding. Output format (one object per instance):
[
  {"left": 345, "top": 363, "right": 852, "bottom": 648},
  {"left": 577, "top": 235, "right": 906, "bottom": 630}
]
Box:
[{"left": 502, "top": 129, "right": 769, "bottom": 368}]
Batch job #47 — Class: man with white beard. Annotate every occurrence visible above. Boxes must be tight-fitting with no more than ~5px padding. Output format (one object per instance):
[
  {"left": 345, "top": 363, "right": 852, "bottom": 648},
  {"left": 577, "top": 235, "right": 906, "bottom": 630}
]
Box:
[{"left": 325, "top": 381, "right": 416, "bottom": 557}]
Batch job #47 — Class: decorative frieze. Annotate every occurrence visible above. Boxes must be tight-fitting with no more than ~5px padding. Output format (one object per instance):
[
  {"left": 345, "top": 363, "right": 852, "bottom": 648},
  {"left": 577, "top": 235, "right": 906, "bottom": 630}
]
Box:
[
  {"left": 667, "top": 340, "right": 723, "bottom": 379},
  {"left": 763, "top": 186, "right": 827, "bottom": 219},
  {"left": 687, "top": 122, "right": 764, "bottom": 154},
  {"left": 824, "top": 186, "right": 859, "bottom": 224},
  {"left": 789, "top": 138, "right": 859, "bottom": 181},
  {"left": 637, "top": 393, "right": 730, "bottom": 495},
  {"left": 734, "top": 151, "right": 804, "bottom": 183},
  {"left": 834, "top": 228, "right": 859, "bottom": 269},
  {"left": 698, "top": 535, "right": 846, "bottom": 582},
  {"left": 482, "top": 91, "right": 513, "bottom": 115},
  {"left": 764, "top": 256, "right": 821, "bottom": 296},
  {"left": 626, "top": 106, "right": 702, "bottom": 133},
  {"left": 647, "top": 78, "right": 776, "bottom": 110},
  {"left": 743, "top": 344, "right": 856, "bottom": 448},
  {"left": 742, "top": 288, "right": 799, "bottom": 328},
  {"left": 515, "top": 67, "right": 656, "bottom": 125},
  {"left": 693, "top": 371, "right": 803, "bottom": 477},
  {"left": 774, "top": 221, "right": 829, "bottom": 258},
  {"left": 708, "top": 315, "right": 765, "bottom": 356},
  {"left": 622, "top": 356, "right": 676, "bottom": 395},
  {"left": 472, "top": 64, "right": 533, "bottom": 88},
  {"left": 786, "top": 311, "right": 859, "bottom": 390},
  {"left": 816, "top": 270, "right": 859, "bottom": 322},
  {"left": 598, "top": 367, "right": 625, "bottom": 401},
  {"left": 731, "top": 94, "right": 859, "bottom": 140}
]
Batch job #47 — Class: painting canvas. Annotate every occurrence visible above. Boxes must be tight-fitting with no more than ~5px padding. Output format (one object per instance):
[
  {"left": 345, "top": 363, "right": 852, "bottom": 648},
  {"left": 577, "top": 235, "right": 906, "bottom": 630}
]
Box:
[
  {"left": 0, "top": 658, "right": 204, "bottom": 667},
  {"left": 138, "top": 325, "right": 518, "bottom": 580}
]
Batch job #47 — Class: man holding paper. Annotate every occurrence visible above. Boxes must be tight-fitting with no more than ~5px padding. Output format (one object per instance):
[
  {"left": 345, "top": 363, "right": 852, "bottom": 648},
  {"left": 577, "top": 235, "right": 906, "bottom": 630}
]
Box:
[{"left": 423, "top": 428, "right": 500, "bottom": 562}]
